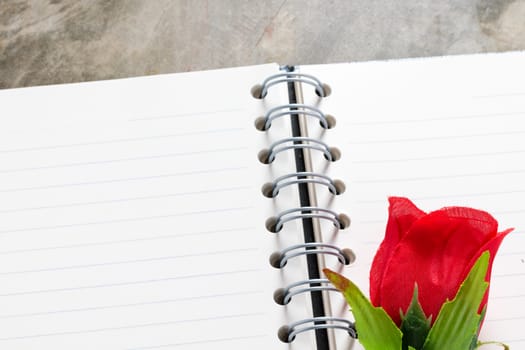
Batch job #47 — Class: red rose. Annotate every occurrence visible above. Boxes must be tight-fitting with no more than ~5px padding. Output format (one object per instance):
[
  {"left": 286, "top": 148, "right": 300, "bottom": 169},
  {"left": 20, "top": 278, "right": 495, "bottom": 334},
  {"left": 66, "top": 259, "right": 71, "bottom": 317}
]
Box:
[{"left": 370, "top": 197, "right": 512, "bottom": 326}]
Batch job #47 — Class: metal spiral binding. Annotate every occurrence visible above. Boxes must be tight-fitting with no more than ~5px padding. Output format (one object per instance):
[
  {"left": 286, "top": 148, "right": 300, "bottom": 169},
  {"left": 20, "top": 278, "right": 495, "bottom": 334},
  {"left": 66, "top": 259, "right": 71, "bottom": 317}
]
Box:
[
  {"left": 251, "top": 72, "right": 331, "bottom": 99},
  {"left": 261, "top": 171, "right": 345, "bottom": 198},
  {"left": 278, "top": 317, "right": 357, "bottom": 343},
  {"left": 265, "top": 206, "right": 350, "bottom": 233},
  {"left": 273, "top": 279, "right": 338, "bottom": 305},
  {"left": 254, "top": 70, "right": 357, "bottom": 346},
  {"left": 258, "top": 137, "right": 341, "bottom": 164},
  {"left": 255, "top": 104, "right": 335, "bottom": 131},
  {"left": 269, "top": 242, "right": 355, "bottom": 269}
]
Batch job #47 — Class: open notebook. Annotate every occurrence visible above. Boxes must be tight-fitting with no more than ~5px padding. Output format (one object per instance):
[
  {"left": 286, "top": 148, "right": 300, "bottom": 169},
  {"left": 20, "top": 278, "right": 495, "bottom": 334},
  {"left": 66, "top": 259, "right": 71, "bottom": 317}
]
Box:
[{"left": 0, "top": 51, "right": 523, "bottom": 349}]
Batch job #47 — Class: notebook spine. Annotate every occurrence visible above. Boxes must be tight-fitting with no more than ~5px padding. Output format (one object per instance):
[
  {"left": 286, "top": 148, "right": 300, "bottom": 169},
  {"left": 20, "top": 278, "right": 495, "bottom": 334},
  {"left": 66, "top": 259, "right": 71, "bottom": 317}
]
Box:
[{"left": 253, "top": 69, "right": 357, "bottom": 348}]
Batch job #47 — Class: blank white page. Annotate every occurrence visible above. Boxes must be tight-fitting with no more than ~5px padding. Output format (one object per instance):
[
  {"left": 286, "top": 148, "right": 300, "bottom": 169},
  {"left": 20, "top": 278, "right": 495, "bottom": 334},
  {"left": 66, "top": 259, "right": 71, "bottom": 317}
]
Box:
[
  {"left": 0, "top": 65, "right": 324, "bottom": 349},
  {"left": 302, "top": 51, "right": 525, "bottom": 349}
]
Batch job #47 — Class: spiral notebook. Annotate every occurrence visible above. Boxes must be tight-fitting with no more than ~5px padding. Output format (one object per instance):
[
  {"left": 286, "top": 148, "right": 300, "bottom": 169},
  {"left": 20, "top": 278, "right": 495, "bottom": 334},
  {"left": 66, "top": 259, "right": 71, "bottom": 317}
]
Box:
[{"left": 0, "top": 51, "right": 524, "bottom": 350}]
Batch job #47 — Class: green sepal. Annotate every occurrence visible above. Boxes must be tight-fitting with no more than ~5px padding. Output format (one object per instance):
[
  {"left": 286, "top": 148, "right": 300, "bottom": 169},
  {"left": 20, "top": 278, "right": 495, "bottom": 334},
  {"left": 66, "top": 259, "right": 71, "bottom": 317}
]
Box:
[
  {"left": 422, "top": 251, "right": 490, "bottom": 350},
  {"left": 469, "top": 306, "right": 486, "bottom": 350},
  {"left": 400, "top": 285, "right": 431, "bottom": 350},
  {"left": 324, "top": 268, "right": 403, "bottom": 350}
]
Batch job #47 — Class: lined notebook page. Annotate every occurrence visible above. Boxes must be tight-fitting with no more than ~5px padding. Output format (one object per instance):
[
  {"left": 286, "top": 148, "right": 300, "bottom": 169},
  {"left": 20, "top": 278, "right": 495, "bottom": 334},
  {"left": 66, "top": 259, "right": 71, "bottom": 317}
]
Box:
[
  {"left": 0, "top": 65, "right": 320, "bottom": 349},
  {"left": 303, "top": 51, "right": 525, "bottom": 349}
]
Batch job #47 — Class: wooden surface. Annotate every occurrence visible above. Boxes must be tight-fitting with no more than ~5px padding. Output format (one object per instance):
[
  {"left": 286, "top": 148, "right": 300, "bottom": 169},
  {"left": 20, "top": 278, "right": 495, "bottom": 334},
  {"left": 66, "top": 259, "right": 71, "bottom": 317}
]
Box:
[{"left": 1, "top": 0, "right": 525, "bottom": 89}]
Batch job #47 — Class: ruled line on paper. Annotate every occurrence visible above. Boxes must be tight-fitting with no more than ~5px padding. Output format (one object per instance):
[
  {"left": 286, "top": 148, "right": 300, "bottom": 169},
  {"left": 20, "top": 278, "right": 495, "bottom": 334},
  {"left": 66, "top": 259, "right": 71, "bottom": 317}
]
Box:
[
  {"left": 496, "top": 209, "right": 525, "bottom": 215},
  {"left": 494, "top": 252, "right": 525, "bottom": 258},
  {"left": 0, "top": 268, "right": 261, "bottom": 297},
  {"left": 356, "top": 190, "right": 525, "bottom": 203},
  {"left": 0, "top": 146, "right": 249, "bottom": 174},
  {"left": 484, "top": 316, "right": 525, "bottom": 323},
  {"left": 491, "top": 294, "right": 525, "bottom": 301},
  {"left": 0, "top": 290, "right": 263, "bottom": 319},
  {"left": 353, "top": 225, "right": 524, "bottom": 241},
  {"left": 0, "top": 226, "right": 256, "bottom": 256},
  {"left": 0, "top": 185, "right": 251, "bottom": 214},
  {"left": 351, "top": 149, "right": 525, "bottom": 164},
  {"left": 352, "top": 169, "right": 525, "bottom": 184},
  {"left": 493, "top": 271, "right": 525, "bottom": 278},
  {"left": 0, "top": 128, "right": 246, "bottom": 154},
  {"left": 346, "top": 111, "right": 525, "bottom": 126},
  {"left": 0, "top": 312, "right": 264, "bottom": 341},
  {"left": 357, "top": 218, "right": 525, "bottom": 226},
  {"left": 0, "top": 247, "right": 259, "bottom": 276},
  {"left": 354, "top": 207, "right": 524, "bottom": 221},
  {"left": 0, "top": 166, "right": 248, "bottom": 193},
  {"left": 123, "top": 334, "right": 267, "bottom": 350},
  {"left": 347, "top": 129, "right": 525, "bottom": 144},
  {"left": 128, "top": 108, "right": 245, "bottom": 121},
  {"left": 0, "top": 205, "right": 254, "bottom": 235},
  {"left": 499, "top": 250, "right": 525, "bottom": 257}
]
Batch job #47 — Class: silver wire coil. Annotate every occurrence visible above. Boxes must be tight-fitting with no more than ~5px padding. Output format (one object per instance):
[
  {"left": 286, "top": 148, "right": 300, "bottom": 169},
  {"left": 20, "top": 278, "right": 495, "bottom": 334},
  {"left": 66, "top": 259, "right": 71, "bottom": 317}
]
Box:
[
  {"left": 278, "top": 316, "right": 357, "bottom": 343},
  {"left": 251, "top": 72, "right": 331, "bottom": 99},
  {"left": 255, "top": 104, "right": 335, "bottom": 131},
  {"left": 265, "top": 206, "right": 350, "bottom": 233},
  {"left": 261, "top": 171, "right": 345, "bottom": 198},
  {"left": 254, "top": 70, "right": 356, "bottom": 347},
  {"left": 273, "top": 278, "right": 338, "bottom": 305},
  {"left": 258, "top": 137, "right": 341, "bottom": 164},
  {"left": 269, "top": 242, "right": 355, "bottom": 269}
]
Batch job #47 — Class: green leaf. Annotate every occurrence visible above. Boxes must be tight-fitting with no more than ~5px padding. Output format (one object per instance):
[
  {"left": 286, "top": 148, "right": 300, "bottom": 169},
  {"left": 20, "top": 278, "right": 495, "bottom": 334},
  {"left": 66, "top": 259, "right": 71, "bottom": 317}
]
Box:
[
  {"left": 469, "top": 306, "right": 486, "bottom": 350},
  {"left": 324, "top": 268, "right": 402, "bottom": 350},
  {"left": 422, "top": 252, "right": 490, "bottom": 350},
  {"left": 400, "top": 285, "right": 431, "bottom": 350}
]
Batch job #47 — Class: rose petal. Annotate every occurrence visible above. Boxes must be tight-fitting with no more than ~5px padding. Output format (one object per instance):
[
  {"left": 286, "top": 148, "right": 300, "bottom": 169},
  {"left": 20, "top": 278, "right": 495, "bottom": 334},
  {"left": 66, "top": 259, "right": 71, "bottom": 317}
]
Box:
[
  {"left": 378, "top": 206, "right": 499, "bottom": 324},
  {"left": 370, "top": 197, "right": 426, "bottom": 306},
  {"left": 463, "top": 228, "right": 513, "bottom": 316}
]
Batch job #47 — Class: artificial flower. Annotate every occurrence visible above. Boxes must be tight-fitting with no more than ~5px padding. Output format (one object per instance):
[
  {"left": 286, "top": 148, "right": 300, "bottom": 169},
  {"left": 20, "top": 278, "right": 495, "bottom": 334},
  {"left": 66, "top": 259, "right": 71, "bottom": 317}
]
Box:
[
  {"left": 324, "top": 197, "right": 512, "bottom": 350},
  {"left": 370, "top": 197, "right": 512, "bottom": 325}
]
